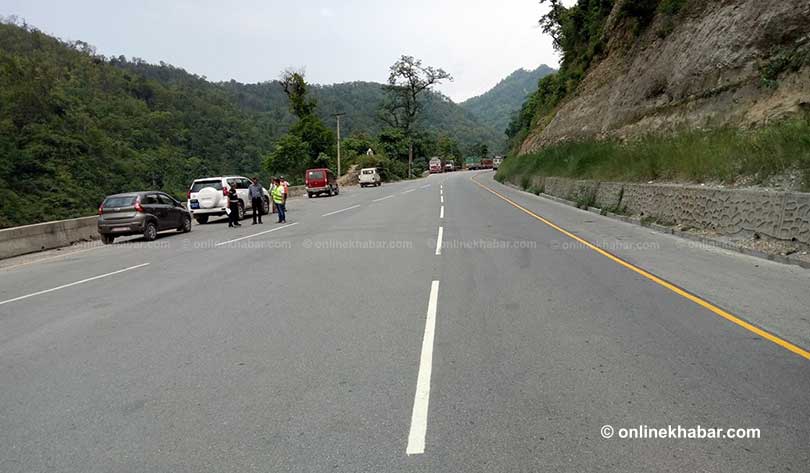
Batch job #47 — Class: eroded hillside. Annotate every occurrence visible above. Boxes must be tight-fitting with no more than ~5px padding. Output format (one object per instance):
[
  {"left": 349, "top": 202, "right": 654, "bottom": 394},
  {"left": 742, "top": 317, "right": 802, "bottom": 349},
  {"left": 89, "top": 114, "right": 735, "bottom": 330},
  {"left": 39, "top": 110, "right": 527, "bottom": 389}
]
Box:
[{"left": 519, "top": 0, "right": 810, "bottom": 155}]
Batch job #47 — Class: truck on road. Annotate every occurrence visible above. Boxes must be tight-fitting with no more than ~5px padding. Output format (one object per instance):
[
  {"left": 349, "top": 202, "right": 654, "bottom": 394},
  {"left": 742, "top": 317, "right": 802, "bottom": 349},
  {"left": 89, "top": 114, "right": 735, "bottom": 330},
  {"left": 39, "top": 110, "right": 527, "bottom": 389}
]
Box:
[
  {"left": 429, "top": 157, "right": 443, "bottom": 174},
  {"left": 481, "top": 157, "right": 494, "bottom": 169},
  {"left": 464, "top": 157, "right": 480, "bottom": 170}
]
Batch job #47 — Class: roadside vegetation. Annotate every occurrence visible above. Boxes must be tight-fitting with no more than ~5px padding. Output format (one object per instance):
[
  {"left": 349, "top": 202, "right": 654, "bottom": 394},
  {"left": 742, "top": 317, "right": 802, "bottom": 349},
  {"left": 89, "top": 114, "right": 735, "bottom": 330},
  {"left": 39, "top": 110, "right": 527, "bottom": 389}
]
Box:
[
  {"left": 0, "top": 20, "right": 487, "bottom": 228},
  {"left": 496, "top": 113, "right": 810, "bottom": 191}
]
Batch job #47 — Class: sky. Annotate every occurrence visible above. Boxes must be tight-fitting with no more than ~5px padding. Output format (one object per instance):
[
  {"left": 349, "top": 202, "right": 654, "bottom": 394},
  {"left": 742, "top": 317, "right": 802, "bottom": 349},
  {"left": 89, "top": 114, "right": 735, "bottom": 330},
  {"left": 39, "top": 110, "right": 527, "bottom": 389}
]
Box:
[{"left": 2, "top": 0, "right": 563, "bottom": 102}]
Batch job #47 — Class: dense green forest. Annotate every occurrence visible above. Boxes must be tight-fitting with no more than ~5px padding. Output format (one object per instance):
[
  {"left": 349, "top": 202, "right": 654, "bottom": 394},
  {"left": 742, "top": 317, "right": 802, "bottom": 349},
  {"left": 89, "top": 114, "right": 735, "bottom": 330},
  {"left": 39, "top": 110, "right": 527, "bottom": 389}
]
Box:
[
  {"left": 460, "top": 65, "right": 555, "bottom": 136},
  {"left": 0, "top": 20, "right": 504, "bottom": 227}
]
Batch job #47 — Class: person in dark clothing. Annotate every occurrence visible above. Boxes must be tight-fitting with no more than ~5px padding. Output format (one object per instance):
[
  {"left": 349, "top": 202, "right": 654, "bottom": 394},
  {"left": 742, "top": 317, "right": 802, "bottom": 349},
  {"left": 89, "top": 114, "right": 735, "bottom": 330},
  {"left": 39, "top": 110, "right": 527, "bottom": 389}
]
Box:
[
  {"left": 228, "top": 186, "right": 241, "bottom": 227},
  {"left": 248, "top": 177, "right": 265, "bottom": 225}
]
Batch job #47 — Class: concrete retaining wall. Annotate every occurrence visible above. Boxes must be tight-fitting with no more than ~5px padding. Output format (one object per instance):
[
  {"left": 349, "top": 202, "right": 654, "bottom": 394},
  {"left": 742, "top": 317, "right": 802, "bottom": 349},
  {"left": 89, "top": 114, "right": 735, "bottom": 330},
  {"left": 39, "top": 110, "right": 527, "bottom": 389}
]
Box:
[
  {"left": 0, "top": 216, "right": 99, "bottom": 260},
  {"left": 510, "top": 175, "right": 810, "bottom": 246}
]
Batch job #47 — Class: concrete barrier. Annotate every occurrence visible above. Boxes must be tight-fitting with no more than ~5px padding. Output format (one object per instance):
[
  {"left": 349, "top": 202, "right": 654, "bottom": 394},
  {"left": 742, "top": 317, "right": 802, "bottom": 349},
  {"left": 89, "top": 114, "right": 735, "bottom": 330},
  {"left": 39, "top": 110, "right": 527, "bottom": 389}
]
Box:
[
  {"left": 0, "top": 186, "right": 311, "bottom": 260},
  {"left": 0, "top": 216, "right": 99, "bottom": 260}
]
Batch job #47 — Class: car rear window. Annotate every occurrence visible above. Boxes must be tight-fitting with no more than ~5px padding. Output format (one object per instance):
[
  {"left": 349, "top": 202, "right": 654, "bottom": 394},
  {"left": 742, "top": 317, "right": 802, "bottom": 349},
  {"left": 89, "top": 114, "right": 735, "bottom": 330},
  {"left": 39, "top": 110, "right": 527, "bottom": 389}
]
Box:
[
  {"left": 362, "top": 169, "right": 374, "bottom": 174},
  {"left": 103, "top": 196, "right": 136, "bottom": 207},
  {"left": 308, "top": 171, "right": 324, "bottom": 180},
  {"left": 191, "top": 180, "right": 223, "bottom": 192}
]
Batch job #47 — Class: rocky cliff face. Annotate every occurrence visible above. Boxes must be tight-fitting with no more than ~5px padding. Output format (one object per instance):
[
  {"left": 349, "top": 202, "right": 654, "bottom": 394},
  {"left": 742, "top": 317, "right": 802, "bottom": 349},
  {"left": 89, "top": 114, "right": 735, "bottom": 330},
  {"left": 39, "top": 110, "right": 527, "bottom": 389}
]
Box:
[{"left": 520, "top": 0, "right": 810, "bottom": 155}]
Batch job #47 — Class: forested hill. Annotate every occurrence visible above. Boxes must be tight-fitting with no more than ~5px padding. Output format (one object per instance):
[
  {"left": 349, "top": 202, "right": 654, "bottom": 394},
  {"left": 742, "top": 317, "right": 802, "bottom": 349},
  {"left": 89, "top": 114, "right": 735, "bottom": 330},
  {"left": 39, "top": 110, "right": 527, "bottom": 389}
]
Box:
[
  {"left": 0, "top": 21, "right": 503, "bottom": 228},
  {"left": 460, "top": 65, "right": 556, "bottom": 135}
]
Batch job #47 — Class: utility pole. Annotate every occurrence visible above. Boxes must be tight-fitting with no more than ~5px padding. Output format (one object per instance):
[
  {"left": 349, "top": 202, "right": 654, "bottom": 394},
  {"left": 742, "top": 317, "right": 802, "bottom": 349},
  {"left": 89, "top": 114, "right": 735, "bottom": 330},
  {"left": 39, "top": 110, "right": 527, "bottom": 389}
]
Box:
[
  {"left": 333, "top": 112, "right": 346, "bottom": 177},
  {"left": 408, "top": 141, "right": 413, "bottom": 179}
]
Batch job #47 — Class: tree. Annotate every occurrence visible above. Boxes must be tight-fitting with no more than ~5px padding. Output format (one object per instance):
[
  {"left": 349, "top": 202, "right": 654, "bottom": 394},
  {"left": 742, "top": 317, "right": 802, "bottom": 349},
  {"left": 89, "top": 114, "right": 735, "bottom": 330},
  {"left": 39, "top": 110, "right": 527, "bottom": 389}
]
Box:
[
  {"left": 280, "top": 68, "right": 316, "bottom": 119},
  {"left": 265, "top": 70, "right": 335, "bottom": 181},
  {"left": 263, "top": 134, "right": 309, "bottom": 180},
  {"left": 381, "top": 55, "right": 452, "bottom": 177}
]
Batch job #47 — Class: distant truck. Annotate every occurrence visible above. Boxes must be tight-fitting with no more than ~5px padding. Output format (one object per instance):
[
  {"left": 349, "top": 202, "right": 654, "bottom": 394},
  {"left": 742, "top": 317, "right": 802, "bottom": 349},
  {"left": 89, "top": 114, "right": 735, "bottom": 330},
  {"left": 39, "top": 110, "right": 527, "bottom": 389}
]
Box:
[
  {"left": 444, "top": 162, "right": 455, "bottom": 172},
  {"left": 464, "top": 157, "right": 480, "bottom": 170},
  {"left": 429, "top": 157, "right": 443, "bottom": 174},
  {"left": 493, "top": 156, "right": 503, "bottom": 170},
  {"left": 481, "top": 157, "right": 494, "bottom": 169}
]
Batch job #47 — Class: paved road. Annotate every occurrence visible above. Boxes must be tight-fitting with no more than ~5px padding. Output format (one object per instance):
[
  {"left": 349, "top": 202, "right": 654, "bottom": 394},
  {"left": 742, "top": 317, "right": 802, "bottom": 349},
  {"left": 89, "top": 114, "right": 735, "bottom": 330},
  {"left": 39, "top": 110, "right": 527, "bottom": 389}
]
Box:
[{"left": 2, "top": 171, "right": 809, "bottom": 472}]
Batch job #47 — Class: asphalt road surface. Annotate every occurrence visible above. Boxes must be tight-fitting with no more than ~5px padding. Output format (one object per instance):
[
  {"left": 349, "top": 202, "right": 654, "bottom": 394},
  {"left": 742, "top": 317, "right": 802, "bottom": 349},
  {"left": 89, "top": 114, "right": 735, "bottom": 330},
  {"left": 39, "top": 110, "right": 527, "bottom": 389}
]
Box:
[{"left": 2, "top": 171, "right": 810, "bottom": 472}]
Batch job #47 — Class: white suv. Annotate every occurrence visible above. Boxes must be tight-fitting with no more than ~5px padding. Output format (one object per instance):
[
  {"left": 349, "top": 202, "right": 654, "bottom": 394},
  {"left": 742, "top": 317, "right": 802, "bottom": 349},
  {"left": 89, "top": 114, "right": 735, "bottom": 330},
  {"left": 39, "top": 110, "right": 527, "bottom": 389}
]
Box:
[
  {"left": 359, "top": 168, "right": 381, "bottom": 187},
  {"left": 187, "top": 176, "right": 271, "bottom": 224}
]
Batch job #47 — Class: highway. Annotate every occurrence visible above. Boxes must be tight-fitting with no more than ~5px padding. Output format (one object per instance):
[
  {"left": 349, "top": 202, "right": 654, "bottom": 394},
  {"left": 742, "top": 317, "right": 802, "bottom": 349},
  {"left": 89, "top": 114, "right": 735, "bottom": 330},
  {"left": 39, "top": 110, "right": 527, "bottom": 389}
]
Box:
[{"left": 2, "top": 171, "right": 810, "bottom": 472}]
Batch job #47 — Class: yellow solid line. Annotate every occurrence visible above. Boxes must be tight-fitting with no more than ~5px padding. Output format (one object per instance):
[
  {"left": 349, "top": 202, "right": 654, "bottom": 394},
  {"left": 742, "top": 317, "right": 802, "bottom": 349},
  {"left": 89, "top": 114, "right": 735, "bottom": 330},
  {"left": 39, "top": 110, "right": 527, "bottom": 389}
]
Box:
[{"left": 471, "top": 173, "right": 810, "bottom": 361}]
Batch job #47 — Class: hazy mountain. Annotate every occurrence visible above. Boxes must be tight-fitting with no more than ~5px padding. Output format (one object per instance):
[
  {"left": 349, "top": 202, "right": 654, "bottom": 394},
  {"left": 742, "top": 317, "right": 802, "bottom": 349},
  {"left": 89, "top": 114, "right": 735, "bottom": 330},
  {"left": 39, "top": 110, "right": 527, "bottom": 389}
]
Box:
[{"left": 460, "top": 65, "right": 556, "bottom": 135}]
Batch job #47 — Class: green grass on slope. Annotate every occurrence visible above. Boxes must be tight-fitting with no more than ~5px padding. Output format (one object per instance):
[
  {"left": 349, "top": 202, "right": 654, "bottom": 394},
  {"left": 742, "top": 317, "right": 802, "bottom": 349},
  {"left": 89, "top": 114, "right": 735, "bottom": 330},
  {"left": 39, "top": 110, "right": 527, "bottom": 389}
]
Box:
[{"left": 496, "top": 115, "right": 810, "bottom": 192}]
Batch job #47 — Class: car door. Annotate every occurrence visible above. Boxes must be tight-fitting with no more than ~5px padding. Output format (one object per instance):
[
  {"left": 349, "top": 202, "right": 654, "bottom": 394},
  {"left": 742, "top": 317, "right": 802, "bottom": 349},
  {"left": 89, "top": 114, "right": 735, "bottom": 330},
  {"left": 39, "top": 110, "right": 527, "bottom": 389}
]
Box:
[
  {"left": 141, "top": 193, "right": 164, "bottom": 228},
  {"left": 158, "top": 193, "right": 180, "bottom": 228}
]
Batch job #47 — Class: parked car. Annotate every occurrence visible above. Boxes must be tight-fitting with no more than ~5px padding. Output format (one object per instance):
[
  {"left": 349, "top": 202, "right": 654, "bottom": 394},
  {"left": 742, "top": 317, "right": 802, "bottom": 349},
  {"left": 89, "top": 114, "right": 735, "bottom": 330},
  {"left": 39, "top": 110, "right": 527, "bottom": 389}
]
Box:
[
  {"left": 187, "top": 176, "right": 270, "bottom": 224},
  {"left": 98, "top": 191, "right": 191, "bottom": 244},
  {"left": 359, "top": 167, "right": 382, "bottom": 187},
  {"left": 305, "top": 168, "right": 339, "bottom": 197}
]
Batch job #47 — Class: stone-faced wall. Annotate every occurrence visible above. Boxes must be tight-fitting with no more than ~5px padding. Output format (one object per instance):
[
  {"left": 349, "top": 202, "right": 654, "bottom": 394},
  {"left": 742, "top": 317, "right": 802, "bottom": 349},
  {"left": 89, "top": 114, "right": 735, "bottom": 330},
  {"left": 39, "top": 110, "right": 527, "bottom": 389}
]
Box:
[{"left": 508, "top": 175, "right": 810, "bottom": 246}]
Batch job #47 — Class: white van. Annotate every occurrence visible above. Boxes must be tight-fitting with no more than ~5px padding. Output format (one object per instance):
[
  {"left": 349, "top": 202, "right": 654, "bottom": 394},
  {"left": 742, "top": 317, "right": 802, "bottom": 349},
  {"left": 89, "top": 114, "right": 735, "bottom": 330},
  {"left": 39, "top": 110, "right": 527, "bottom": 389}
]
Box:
[{"left": 359, "top": 168, "right": 382, "bottom": 187}]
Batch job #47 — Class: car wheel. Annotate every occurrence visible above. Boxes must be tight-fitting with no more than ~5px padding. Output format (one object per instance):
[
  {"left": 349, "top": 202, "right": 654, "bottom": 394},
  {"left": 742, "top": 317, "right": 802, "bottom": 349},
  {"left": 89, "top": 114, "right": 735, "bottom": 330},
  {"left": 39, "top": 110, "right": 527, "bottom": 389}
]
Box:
[
  {"left": 328, "top": 186, "right": 334, "bottom": 197},
  {"left": 237, "top": 202, "right": 245, "bottom": 220},
  {"left": 307, "top": 192, "right": 312, "bottom": 198},
  {"left": 101, "top": 234, "right": 115, "bottom": 245},
  {"left": 195, "top": 215, "right": 209, "bottom": 225},
  {"left": 335, "top": 186, "right": 339, "bottom": 195},
  {"left": 143, "top": 222, "right": 158, "bottom": 241},
  {"left": 262, "top": 197, "right": 270, "bottom": 215},
  {"left": 179, "top": 215, "right": 192, "bottom": 233}
]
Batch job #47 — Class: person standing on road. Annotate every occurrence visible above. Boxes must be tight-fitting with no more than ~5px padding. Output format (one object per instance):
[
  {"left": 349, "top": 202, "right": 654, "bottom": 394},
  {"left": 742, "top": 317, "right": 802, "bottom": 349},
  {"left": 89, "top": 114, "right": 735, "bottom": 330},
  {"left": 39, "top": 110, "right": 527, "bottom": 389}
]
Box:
[
  {"left": 227, "top": 185, "right": 241, "bottom": 228},
  {"left": 269, "top": 177, "right": 277, "bottom": 214},
  {"left": 248, "top": 177, "right": 265, "bottom": 225},
  {"left": 271, "top": 177, "right": 287, "bottom": 224}
]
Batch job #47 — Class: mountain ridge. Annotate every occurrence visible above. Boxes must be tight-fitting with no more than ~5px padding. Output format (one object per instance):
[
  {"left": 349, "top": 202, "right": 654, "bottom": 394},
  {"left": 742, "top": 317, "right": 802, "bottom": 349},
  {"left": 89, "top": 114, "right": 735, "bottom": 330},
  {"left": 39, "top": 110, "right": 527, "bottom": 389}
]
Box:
[{"left": 460, "top": 65, "right": 556, "bottom": 136}]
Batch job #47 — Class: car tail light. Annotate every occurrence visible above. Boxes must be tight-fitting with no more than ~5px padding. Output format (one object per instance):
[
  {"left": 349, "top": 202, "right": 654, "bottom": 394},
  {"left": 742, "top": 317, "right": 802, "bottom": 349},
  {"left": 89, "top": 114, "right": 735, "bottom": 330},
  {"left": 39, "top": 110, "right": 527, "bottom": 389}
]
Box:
[
  {"left": 187, "top": 190, "right": 191, "bottom": 199},
  {"left": 134, "top": 196, "right": 145, "bottom": 213},
  {"left": 223, "top": 187, "right": 229, "bottom": 196},
  {"left": 98, "top": 205, "right": 104, "bottom": 215}
]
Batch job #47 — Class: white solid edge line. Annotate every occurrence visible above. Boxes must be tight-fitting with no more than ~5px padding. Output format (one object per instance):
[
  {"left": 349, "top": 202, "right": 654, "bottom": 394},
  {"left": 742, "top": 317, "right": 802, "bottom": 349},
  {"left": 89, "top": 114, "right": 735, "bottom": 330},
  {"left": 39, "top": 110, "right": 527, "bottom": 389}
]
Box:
[
  {"left": 440, "top": 206, "right": 444, "bottom": 219},
  {"left": 406, "top": 280, "right": 440, "bottom": 455},
  {"left": 215, "top": 222, "right": 299, "bottom": 246},
  {"left": 420, "top": 184, "right": 431, "bottom": 189},
  {"left": 435, "top": 226, "right": 443, "bottom": 256},
  {"left": 0, "top": 263, "right": 150, "bottom": 306},
  {"left": 373, "top": 195, "right": 395, "bottom": 202},
  {"left": 322, "top": 205, "right": 360, "bottom": 217},
  {"left": 402, "top": 188, "right": 416, "bottom": 194}
]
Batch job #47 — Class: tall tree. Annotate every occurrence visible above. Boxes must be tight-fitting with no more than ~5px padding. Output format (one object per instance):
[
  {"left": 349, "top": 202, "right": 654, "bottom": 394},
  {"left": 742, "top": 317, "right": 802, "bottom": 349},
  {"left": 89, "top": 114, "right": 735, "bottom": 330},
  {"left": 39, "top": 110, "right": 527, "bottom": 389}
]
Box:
[
  {"left": 280, "top": 68, "right": 316, "bottom": 119},
  {"left": 264, "top": 69, "right": 334, "bottom": 181},
  {"left": 381, "top": 55, "right": 452, "bottom": 177}
]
